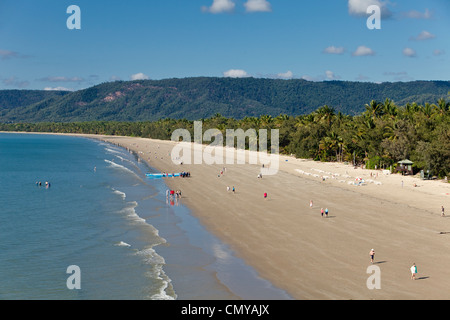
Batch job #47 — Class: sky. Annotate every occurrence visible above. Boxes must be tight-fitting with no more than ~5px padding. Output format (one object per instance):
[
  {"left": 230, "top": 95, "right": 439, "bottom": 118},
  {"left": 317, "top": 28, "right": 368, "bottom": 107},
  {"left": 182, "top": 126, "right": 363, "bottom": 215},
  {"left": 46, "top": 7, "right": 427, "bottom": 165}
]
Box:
[{"left": 0, "top": 0, "right": 448, "bottom": 91}]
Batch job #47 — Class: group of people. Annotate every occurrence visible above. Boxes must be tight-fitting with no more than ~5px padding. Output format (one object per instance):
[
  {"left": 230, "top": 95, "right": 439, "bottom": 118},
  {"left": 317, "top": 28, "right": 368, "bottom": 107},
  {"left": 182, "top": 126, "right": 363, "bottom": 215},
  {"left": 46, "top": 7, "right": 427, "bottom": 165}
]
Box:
[
  {"left": 161, "top": 171, "right": 190, "bottom": 178},
  {"left": 36, "top": 181, "right": 51, "bottom": 188},
  {"left": 226, "top": 186, "right": 236, "bottom": 193},
  {"left": 218, "top": 167, "right": 227, "bottom": 177},
  {"left": 166, "top": 189, "right": 182, "bottom": 199},
  {"left": 309, "top": 200, "right": 329, "bottom": 217}
]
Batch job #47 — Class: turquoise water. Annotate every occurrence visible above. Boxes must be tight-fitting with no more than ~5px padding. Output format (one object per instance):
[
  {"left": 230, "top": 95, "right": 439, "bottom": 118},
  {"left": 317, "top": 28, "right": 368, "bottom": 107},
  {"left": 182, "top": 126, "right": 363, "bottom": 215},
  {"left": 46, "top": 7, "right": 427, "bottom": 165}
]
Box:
[
  {"left": 0, "top": 133, "right": 172, "bottom": 299},
  {"left": 0, "top": 133, "right": 291, "bottom": 300}
]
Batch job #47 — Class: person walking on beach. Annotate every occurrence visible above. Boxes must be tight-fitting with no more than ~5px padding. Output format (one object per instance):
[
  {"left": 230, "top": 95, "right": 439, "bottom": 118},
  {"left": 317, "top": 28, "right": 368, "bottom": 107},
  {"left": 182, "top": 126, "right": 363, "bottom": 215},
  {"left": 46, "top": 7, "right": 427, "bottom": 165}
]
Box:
[
  {"left": 325, "top": 208, "right": 329, "bottom": 217},
  {"left": 310, "top": 200, "right": 313, "bottom": 209},
  {"left": 264, "top": 192, "right": 267, "bottom": 199},
  {"left": 232, "top": 186, "right": 235, "bottom": 194},
  {"left": 410, "top": 263, "right": 417, "bottom": 280},
  {"left": 321, "top": 208, "right": 324, "bottom": 217},
  {"left": 369, "top": 249, "right": 375, "bottom": 264},
  {"left": 441, "top": 206, "right": 445, "bottom": 217}
]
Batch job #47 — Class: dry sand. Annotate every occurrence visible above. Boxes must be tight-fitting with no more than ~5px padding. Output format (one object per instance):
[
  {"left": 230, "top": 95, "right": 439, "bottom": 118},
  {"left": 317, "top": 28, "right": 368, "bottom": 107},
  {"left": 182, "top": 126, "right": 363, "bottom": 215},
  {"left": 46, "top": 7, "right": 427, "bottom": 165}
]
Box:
[{"left": 81, "top": 134, "right": 450, "bottom": 299}]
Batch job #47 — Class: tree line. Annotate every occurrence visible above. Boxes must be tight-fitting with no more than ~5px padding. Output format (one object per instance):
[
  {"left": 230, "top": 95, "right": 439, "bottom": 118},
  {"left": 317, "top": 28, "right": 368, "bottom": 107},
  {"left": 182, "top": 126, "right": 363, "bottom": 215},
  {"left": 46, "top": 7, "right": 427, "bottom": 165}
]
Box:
[{"left": 1, "top": 98, "right": 449, "bottom": 178}]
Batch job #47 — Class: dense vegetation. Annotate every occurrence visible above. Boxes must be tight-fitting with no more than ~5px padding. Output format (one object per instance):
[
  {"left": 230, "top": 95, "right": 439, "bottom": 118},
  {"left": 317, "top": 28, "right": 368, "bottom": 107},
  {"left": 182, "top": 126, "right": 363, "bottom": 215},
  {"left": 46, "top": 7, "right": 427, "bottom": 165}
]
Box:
[
  {"left": 0, "top": 78, "right": 449, "bottom": 122},
  {"left": 1, "top": 98, "right": 449, "bottom": 178},
  {"left": 0, "top": 90, "right": 69, "bottom": 118}
]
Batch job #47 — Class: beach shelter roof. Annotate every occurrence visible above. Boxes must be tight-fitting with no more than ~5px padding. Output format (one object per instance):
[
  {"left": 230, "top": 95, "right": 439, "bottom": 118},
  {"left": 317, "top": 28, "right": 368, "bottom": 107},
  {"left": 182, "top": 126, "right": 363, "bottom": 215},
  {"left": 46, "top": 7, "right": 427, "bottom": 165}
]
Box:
[{"left": 398, "top": 159, "right": 413, "bottom": 165}]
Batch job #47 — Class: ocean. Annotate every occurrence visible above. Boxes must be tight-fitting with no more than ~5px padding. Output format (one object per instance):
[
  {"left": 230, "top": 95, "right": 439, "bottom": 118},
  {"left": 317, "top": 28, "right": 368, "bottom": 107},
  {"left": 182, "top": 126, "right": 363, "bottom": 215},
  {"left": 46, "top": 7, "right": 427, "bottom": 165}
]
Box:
[{"left": 0, "top": 133, "right": 291, "bottom": 300}]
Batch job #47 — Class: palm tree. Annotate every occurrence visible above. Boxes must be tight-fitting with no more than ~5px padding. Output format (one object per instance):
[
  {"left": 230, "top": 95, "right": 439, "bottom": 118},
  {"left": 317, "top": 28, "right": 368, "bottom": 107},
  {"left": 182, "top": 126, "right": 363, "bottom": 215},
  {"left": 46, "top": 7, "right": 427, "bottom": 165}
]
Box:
[
  {"left": 259, "top": 114, "right": 274, "bottom": 127},
  {"left": 319, "top": 131, "right": 343, "bottom": 161},
  {"left": 436, "top": 98, "right": 449, "bottom": 117},
  {"left": 335, "top": 111, "right": 346, "bottom": 125},
  {"left": 402, "top": 103, "right": 418, "bottom": 120},
  {"left": 420, "top": 103, "right": 435, "bottom": 119},
  {"left": 240, "top": 116, "right": 260, "bottom": 129},
  {"left": 382, "top": 98, "right": 398, "bottom": 120},
  {"left": 295, "top": 114, "right": 314, "bottom": 128},
  {"left": 314, "top": 105, "right": 335, "bottom": 125},
  {"left": 274, "top": 114, "right": 290, "bottom": 127},
  {"left": 382, "top": 120, "right": 401, "bottom": 142},
  {"left": 365, "top": 100, "right": 383, "bottom": 119}
]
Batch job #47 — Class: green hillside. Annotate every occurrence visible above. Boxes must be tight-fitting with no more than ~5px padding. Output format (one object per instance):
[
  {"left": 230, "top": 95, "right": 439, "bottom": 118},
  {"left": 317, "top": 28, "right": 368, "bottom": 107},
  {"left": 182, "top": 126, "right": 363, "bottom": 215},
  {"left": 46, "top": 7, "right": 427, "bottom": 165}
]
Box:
[{"left": 0, "top": 77, "right": 449, "bottom": 122}]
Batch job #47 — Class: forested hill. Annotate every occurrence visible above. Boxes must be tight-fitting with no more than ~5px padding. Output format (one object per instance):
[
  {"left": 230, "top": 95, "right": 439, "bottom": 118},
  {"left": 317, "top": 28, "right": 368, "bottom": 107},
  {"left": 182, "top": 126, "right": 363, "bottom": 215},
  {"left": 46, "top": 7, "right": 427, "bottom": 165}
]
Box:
[{"left": 0, "top": 77, "right": 449, "bottom": 122}]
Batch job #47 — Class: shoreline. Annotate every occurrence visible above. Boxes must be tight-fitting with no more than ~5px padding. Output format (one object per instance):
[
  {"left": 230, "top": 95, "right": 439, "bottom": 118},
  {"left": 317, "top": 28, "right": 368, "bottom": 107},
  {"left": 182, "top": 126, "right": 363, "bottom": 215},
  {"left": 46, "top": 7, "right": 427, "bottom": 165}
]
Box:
[
  {"left": 3, "top": 131, "right": 450, "bottom": 299},
  {"left": 97, "top": 134, "right": 293, "bottom": 300},
  {"left": 1, "top": 131, "right": 290, "bottom": 300}
]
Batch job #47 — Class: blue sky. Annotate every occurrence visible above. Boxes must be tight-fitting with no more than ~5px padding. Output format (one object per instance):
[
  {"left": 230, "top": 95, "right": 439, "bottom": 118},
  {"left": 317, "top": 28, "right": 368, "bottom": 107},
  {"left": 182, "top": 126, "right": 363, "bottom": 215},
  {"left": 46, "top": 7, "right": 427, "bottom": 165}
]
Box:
[{"left": 0, "top": 0, "right": 448, "bottom": 91}]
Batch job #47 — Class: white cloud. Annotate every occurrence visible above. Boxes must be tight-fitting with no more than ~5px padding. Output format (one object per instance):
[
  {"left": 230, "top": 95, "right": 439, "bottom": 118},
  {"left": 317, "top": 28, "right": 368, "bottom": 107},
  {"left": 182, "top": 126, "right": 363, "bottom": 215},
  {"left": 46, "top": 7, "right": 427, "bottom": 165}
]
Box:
[
  {"left": 44, "top": 86, "right": 74, "bottom": 91},
  {"left": 130, "top": 73, "right": 150, "bottom": 80},
  {"left": 348, "top": 0, "right": 375, "bottom": 15},
  {"left": 410, "top": 30, "right": 435, "bottom": 41},
  {"left": 325, "top": 70, "right": 340, "bottom": 80},
  {"left": 402, "top": 8, "right": 433, "bottom": 19},
  {"left": 300, "top": 75, "right": 315, "bottom": 81},
  {"left": 352, "top": 45, "right": 375, "bottom": 56},
  {"left": 323, "top": 46, "right": 345, "bottom": 55},
  {"left": 402, "top": 47, "right": 416, "bottom": 57},
  {"left": 301, "top": 71, "right": 340, "bottom": 82},
  {"left": 348, "top": 0, "right": 391, "bottom": 18},
  {"left": 202, "top": 0, "right": 235, "bottom": 14},
  {"left": 433, "top": 49, "right": 445, "bottom": 56},
  {"left": 223, "top": 69, "right": 250, "bottom": 78},
  {"left": 244, "top": 0, "right": 272, "bottom": 13},
  {"left": 276, "top": 71, "right": 293, "bottom": 79}
]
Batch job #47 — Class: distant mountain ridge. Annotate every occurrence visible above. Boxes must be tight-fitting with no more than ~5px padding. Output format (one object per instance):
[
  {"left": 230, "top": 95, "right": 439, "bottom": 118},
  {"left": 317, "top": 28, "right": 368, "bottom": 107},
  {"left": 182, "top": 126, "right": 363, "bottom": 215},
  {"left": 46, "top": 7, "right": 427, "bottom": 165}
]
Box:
[{"left": 0, "top": 77, "right": 449, "bottom": 122}]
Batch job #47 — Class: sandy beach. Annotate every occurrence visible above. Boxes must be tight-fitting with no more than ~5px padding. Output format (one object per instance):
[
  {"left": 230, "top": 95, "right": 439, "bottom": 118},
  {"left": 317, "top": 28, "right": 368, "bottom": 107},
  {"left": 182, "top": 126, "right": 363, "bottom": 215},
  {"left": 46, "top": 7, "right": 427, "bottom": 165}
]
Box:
[{"left": 71, "top": 134, "right": 450, "bottom": 299}]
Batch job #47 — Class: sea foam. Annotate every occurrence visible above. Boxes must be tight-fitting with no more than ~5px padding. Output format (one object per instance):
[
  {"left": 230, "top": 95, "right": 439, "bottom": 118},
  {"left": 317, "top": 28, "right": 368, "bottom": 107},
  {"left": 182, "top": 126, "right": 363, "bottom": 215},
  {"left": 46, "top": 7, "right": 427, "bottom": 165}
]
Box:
[
  {"left": 135, "top": 247, "right": 176, "bottom": 300},
  {"left": 105, "top": 147, "right": 125, "bottom": 155},
  {"left": 121, "top": 202, "right": 167, "bottom": 244},
  {"left": 112, "top": 188, "right": 126, "bottom": 200},
  {"left": 115, "top": 241, "right": 131, "bottom": 247},
  {"left": 104, "top": 159, "right": 143, "bottom": 182}
]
